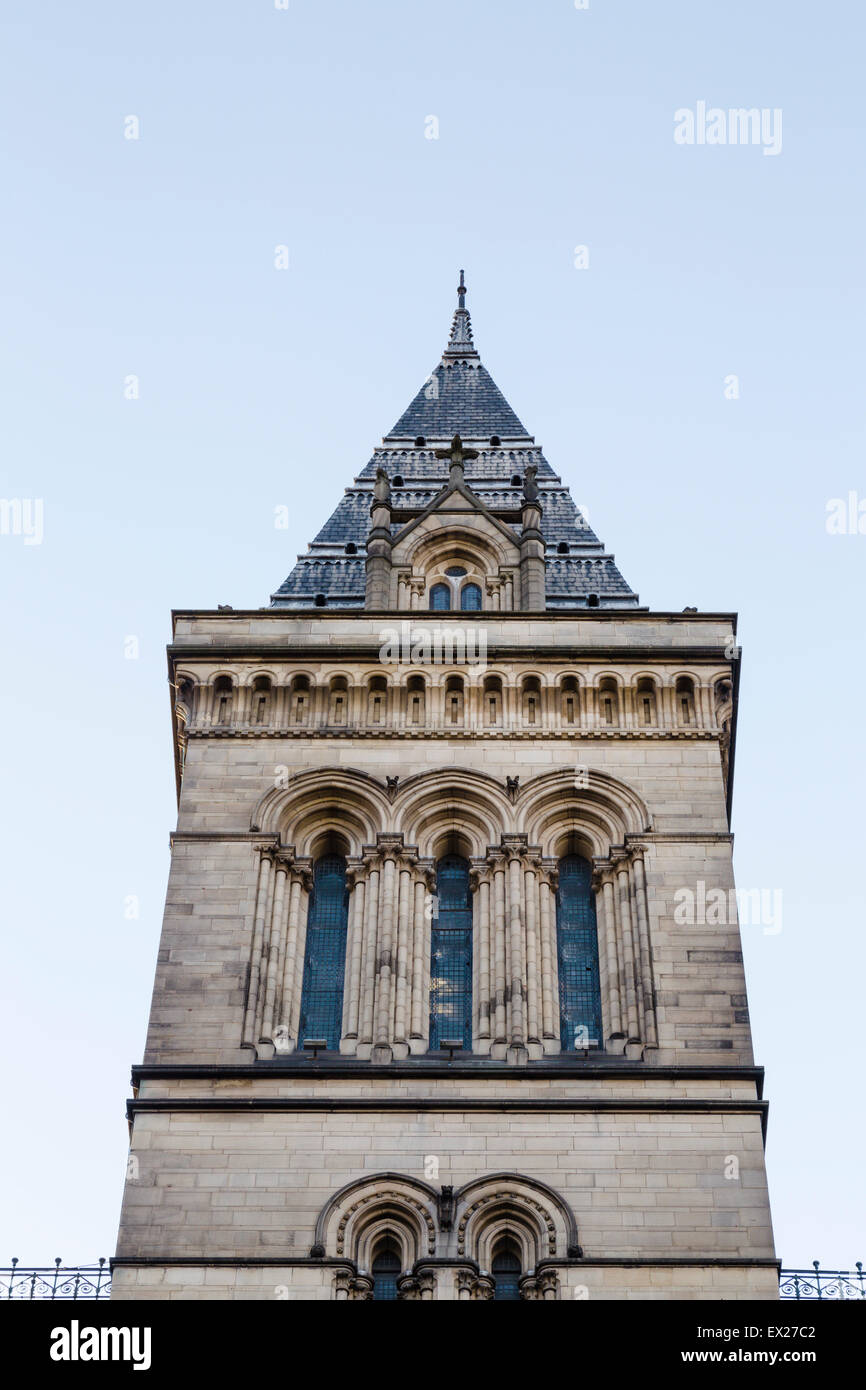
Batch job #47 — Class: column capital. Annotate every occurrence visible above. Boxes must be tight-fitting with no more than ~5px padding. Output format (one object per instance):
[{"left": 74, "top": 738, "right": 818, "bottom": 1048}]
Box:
[
  {"left": 397, "top": 1270, "right": 435, "bottom": 1300},
  {"left": 623, "top": 836, "right": 650, "bottom": 860},
  {"left": 591, "top": 857, "right": 616, "bottom": 892},
  {"left": 456, "top": 1269, "right": 494, "bottom": 1300},
  {"left": 500, "top": 833, "right": 530, "bottom": 862},
  {"left": 375, "top": 832, "right": 405, "bottom": 858},
  {"left": 469, "top": 862, "right": 493, "bottom": 892}
]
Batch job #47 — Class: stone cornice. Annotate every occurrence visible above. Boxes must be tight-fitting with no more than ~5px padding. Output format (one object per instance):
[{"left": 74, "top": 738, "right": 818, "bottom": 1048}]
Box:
[
  {"left": 171, "top": 609, "right": 739, "bottom": 627},
  {"left": 126, "top": 1095, "right": 769, "bottom": 1143},
  {"left": 184, "top": 727, "right": 722, "bottom": 741},
  {"left": 128, "top": 1096, "right": 768, "bottom": 1116},
  {"left": 131, "top": 1062, "right": 765, "bottom": 1092},
  {"left": 170, "top": 644, "right": 736, "bottom": 665}
]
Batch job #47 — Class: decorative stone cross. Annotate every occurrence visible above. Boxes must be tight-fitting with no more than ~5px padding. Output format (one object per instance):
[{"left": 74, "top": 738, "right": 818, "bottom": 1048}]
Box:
[{"left": 435, "top": 432, "right": 478, "bottom": 488}]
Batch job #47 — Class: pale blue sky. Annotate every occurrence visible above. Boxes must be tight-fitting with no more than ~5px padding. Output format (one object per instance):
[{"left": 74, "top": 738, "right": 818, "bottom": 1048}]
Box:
[{"left": 1, "top": 1, "right": 863, "bottom": 1270}]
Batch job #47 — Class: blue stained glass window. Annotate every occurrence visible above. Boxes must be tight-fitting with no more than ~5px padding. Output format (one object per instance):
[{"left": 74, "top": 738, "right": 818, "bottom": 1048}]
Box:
[
  {"left": 556, "top": 855, "right": 603, "bottom": 1051},
  {"left": 430, "top": 583, "right": 451, "bottom": 610},
  {"left": 444, "top": 566, "right": 466, "bottom": 577},
  {"left": 460, "top": 582, "right": 482, "bottom": 611},
  {"left": 298, "top": 855, "right": 349, "bottom": 1051},
  {"left": 371, "top": 1239, "right": 401, "bottom": 1301},
  {"left": 492, "top": 1243, "right": 522, "bottom": 1301},
  {"left": 429, "top": 855, "right": 473, "bottom": 1051}
]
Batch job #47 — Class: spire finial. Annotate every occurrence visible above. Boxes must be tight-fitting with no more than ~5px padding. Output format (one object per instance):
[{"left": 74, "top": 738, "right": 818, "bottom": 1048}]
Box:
[{"left": 443, "top": 268, "right": 479, "bottom": 362}]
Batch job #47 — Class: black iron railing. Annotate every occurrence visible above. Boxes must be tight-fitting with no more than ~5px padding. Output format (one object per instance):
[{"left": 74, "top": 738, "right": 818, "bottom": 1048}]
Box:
[
  {"left": 1, "top": 1258, "right": 111, "bottom": 1300},
  {"left": 779, "top": 1262, "right": 865, "bottom": 1300},
  {"left": 0, "top": 1256, "right": 862, "bottom": 1300}
]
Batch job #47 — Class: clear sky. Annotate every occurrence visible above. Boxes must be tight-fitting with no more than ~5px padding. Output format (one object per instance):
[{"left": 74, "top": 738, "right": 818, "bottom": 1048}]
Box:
[{"left": 1, "top": 1, "right": 863, "bottom": 1272}]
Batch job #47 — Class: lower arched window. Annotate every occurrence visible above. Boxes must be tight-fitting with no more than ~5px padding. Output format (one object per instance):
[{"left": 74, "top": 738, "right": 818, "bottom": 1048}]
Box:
[
  {"left": 492, "top": 1241, "right": 522, "bottom": 1301},
  {"left": 429, "top": 856, "right": 472, "bottom": 1051},
  {"left": 460, "top": 582, "right": 482, "bottom": 611},
  {"left": 556, "top": 855, "right": 603, "bottom": 1051},
  {"left": 430, "top": 583, "right": 451, "bottom": 611},
  {"left": 371, "top": 1236, "right": 401, "bottom": 1301},
  {"left": 298, "top": 856, "right": 349, "bottom": 1051}
]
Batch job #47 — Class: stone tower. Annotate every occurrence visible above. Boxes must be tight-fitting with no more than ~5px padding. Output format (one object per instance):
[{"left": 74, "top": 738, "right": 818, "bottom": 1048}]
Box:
[{"left": 112, "top": 274, "right": 777, "bottom": 1301}]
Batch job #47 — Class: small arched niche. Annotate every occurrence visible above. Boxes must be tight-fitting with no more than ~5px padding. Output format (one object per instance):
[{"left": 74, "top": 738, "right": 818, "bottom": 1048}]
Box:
[
  {"left": 483, "top": 674, "right": 503, "bottom": 727},
  {"left": 676, "top": 675, "right": 696, "bottom": 727},
  {"left": 560, "top": 675, "right": 579, "bottom": 726},
  {"left": 636, "top": 676, "right": 658, "bottom": 727},
  {"left": 445, "top": 674, "right": 465, "bottom": 726},
  {"left": 250, "top": 675, "right": 272, "bottom": 725},
  {"left": 521, "top": 675, "right": 542, "bottom": 727},
  {"left": 366, "top": 675, "right": 388, "bottom": 726},
  {"left": 212, "top": 675, "right": 233, "bottom": 725},
  {"left": 598, "top": 677, "right": 619, "bottom": 728},
  {"left": 290, "top": 674, "right": 311, "bottom": 725},
  {"left": 406, "top": 673, "right": 426, "bottom": 726},
  {"left": 328, "top": 674, "right": 349, "bottom": 726}
]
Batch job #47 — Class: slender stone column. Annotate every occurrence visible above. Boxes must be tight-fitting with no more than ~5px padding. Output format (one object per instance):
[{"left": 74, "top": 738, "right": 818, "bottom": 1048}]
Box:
[
  {"left": 523, "top": 861, "right": 541, "bottom": 1044},
  {"left": 261, "top": 856, "right": 289, "bottom": 1041},
  {"left": 579, "top": 681, "right": 591, "bottom": 730},
  {"left": 538, "top": 865, "right": 559, "bottom": 1044},
  {"left": 623, "top": 683, "right": 634, "bottom": 731},
  {"left": 597, "top": 870, "right": 623, "bottom": 1042},
  {"left": 342, "top": 868, "right": 366, "bottom": 1048},
  {"left": 473, "top": 869, "right": 492, "bottom": 1046},
  {"left": 375, "top": 842, "right": 401, "bottom": 1055},
  {"left": 287, "top": 878, "right": 311, "bottom": 1044},
  {"left": 409, "top": 873, "right": 428, "bottom": 1046},
  {"left": 491, "top": 853, "right": 507, "bottom": 1043},
  {"left": 280, "top": 874, "right": 305, "bottom": 1037},
  {"left": 630, "top": 883, "right": 646, "bottom": 1043},
  {"left": 631, "top": 851, "right": 658, "bottom": 1047},
  {"left": 615, "top": 859, "right": 640, "bottom": 1041},
  {"left": 359, "top": 864, "right": 381, "bottom": 1048},
  {"left": 661, "top": 683, "right": 675, "bottom": 729},
  {"left": 505, "top": 845, "right": 526, "bottom": 1049},
  {"left": 700, "top": 682, "right": 714, "bottom": 729},
  {"left": 242, "top": 849, "right": 274, "bottom": 1049},
  {"left": 251, "top": 853, "right": 277, "bottom": 1042},
  {"left": 393, "top": 859, "right": 413, "bottom": 1048},
  {"left": 418, "top": 863, "right": 435, "bottom": 1049}
]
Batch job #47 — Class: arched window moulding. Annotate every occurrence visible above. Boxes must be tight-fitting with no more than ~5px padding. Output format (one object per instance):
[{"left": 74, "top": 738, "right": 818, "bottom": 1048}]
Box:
[
  {"left": 243, "top": 766, "right": 658, "bottom": 1062},
  {"left": 317, "top": 1172, "right": 578, "bottom": 1300}
]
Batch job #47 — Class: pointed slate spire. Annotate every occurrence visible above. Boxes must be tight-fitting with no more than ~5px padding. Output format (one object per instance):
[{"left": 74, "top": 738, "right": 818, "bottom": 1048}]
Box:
[
  {"left": 443, "top": 269, "right": 480, "bottom": 362},
  {"left": 270, "top": 272, "right": 640, "bottom": 610},
  {"left": 386, "top": 269, "right": 527, "bottom": 438}
]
